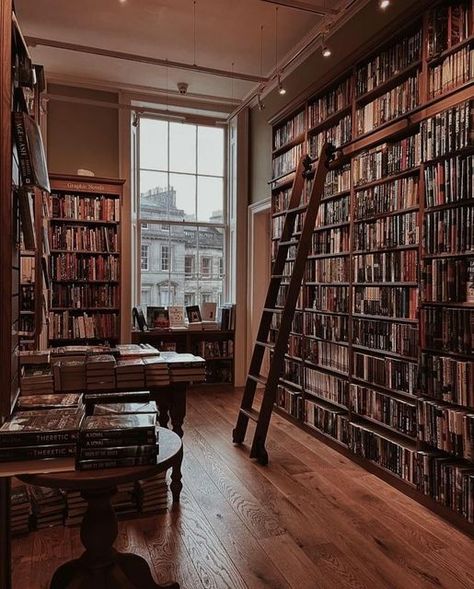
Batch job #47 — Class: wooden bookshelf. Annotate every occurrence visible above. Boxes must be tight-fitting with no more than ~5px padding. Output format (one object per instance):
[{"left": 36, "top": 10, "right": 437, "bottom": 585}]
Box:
[
  {"left": 47, "top": 174, "right": 125, "bottom": 346},
  {"left": 270, "top": 0, "right": 474, "bottom": 529}
]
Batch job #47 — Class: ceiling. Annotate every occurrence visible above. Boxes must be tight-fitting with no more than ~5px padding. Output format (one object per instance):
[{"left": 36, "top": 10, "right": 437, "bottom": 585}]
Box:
[{"left": 16, "top": 0, "right": 351, "bottom": 110}]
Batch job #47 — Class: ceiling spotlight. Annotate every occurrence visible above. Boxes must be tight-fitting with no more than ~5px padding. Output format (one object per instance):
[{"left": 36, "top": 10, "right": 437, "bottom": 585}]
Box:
[
  {"left": 379, "top": 0, "right": 390, "bottom": 9},
  {"left": 322, "top": 45, "right": 332, "bottom": 58},
  {"left": 278, "top": 74, "right": 286, "bottom": 95}
]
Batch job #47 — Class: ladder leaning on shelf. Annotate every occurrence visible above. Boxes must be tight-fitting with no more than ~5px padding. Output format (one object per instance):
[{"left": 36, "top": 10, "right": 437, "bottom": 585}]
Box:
[{"left": 233, "top": 142, "right": 342, "bottom": 465}]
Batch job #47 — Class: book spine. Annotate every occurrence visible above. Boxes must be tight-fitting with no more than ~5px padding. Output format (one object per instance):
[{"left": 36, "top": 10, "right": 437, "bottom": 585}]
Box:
[
  {"left": 79, "top": 445, "right": 158, "bottom": 459},
  {"left": 0, "top": 444, "right": 76, "bottom": 461},
  {"left": 76, "top": 454, "right": 158, "bottom": 471},
  {"left": 0, "top": 431, "right": 78, "bottom": 448}
]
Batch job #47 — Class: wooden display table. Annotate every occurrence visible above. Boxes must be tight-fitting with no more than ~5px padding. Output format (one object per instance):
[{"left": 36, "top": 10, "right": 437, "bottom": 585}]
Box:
[{"left": 19, "top": 428, "right": 183, "bottom": 589}]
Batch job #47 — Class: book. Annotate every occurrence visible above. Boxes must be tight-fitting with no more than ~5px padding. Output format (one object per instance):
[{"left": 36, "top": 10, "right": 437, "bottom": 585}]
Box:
[
  {"left": 201, "top": 302, "right": 217, "bottom": 322},
  {"left": 168, "top": 305, "right": 185, "bottom": 328},
  {"left": 78, "top": 445, "right": 158, "bottom": 460},
  {"left": 12, "top": 112, "right": 50, "bottom": 191},
  {"left": 79, "top": 414, "right": 157, "bottom": 439},
  {"left": 93, "top": 401, "right": 157, "bottom": 415},
  {"left": 17, "top": 393, "right": 82, "bottom": 411},
  {"left": 18, "top": 188, "right": 36, "bottom": 250},
  {"left": 76, "top": 454, "right": 158, "bottom": 471},
  {"left": 186, "top": 305, "right": 202, "bottom": 323},
  {"left": 132, "top": 306, "right": 148, "bottom": 331},
  {"left": 0, "top": 411, "right": 83, "bottom": 447}
]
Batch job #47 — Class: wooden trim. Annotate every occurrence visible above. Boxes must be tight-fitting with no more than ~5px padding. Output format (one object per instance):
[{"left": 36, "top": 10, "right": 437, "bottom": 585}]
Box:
[{"left": 49, "top": 174, "right": 125, "bottom": 195}]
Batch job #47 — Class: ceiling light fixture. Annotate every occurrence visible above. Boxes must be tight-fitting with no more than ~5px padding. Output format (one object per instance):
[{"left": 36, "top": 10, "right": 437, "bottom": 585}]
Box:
[
  {"left": 321, "top": 32, "right": 332, "bottom": 57},
  {"left": 379, "top": 0, "right": 390, "bottom": 9},
  {"left": 278, "top": 73, "right": 286, "bottom": 95}
]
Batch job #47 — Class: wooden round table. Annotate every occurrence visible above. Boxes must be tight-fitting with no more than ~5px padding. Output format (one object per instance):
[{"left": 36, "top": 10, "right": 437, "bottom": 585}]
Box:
[{"left": 19, "top": 427, "right": 183, "bottom": 589}]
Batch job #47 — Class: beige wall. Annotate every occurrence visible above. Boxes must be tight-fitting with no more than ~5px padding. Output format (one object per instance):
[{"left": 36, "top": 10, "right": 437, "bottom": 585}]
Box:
[
  {"left": 249, "top": 0, "right": 422, "bottom": 204},
  {"left": 46, "top": 84, "right": 119, "bottom": 178}
]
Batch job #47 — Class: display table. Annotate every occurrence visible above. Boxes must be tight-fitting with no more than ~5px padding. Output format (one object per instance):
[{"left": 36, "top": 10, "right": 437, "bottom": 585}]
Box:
[{"left": 19, "top": 427, "right": 183, "bottom": 589}]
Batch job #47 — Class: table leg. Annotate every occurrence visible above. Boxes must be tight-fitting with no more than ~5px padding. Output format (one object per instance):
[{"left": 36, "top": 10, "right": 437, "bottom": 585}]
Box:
[
  {"left": 49, "top": 486, "right": 179, "bottom": 589},
  {"left": 170, "top": 446, "right": 183, "bottom": 504},
  {"left": 157, "top": 400, "right": 171, "bottom": 430},
  {"left": 169, "top": 384, "right": 186, "bottom": 438}
]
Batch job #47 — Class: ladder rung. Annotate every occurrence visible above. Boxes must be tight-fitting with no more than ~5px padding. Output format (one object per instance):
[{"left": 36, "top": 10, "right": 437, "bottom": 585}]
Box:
[
  {"left": 240, "top": 408, "right": 260, "bottom": 422},
  {"left": 263, "top": 307, "right": 283, "bottom": 313},
  {"left": 256, "top": 340, "right": 274, "bottom": 350},
  {"left": 248, "top": 374, "right": 267, "bottom": 386},
  {"left": 286, "top": 204, "right": 307, "bottom": 214},
  {"left": 279, "top": 239, "right": 299, "bottom": 247},
  {"left": 271, "top": 274, "right": 284, "bottom": 279}
]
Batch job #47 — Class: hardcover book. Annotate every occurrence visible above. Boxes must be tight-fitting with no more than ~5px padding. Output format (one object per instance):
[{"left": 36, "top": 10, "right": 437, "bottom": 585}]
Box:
[{"left": 12, "top": 112, "right": 50, "bottom": 191}]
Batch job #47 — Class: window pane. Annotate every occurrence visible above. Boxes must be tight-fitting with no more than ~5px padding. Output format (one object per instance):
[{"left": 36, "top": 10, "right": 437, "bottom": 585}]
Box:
[
  {"left": 197, "top": 176, "right": 223, "bottom": 223},
  {"left": 169, "top": 122, "right": 196, "bottom": 174},
  {"left": 169, "top": 173, "right": 196, "bottom": 221},
  {"left": 140, "top": 171, "right": 169, "bottom": 220},
  {"left": 198, "top": 126, "right": 224, "bottom": 176},
  {"left": 140, "top": 118, "right": 168, "bottom": 170}
]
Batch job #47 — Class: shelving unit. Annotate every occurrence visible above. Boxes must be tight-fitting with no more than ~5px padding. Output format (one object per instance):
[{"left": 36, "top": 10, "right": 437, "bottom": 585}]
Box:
[
  {"left": 47, "top": 174, "right": 124, "bottom": 346},
  {"left": 269, "top": 0, "right": 474, "bottom": 528}
]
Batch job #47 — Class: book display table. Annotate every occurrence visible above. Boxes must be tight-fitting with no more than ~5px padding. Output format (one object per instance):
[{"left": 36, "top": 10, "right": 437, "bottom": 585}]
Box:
[{"left": 18, "top": 427, "right": 183, "bottom": 589}]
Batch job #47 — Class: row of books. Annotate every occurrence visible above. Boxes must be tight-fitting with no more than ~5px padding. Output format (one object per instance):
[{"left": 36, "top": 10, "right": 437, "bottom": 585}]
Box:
[
  {"left": 20, "top": 285, "right": 34, "bottom": 312},
  {"left": 308, "top": 77, "right": 352, "bottom": 127},
  {"left": 315, "top": 194, "right": 350, "bottom": 227},
  {"left": 288, "top": 333, "right": 303, "bottom": 358},
  {"left": 323, "top": 164, "right": 351, "bottom": 196},
  {"left": 420, "top": 101, "right": 472, "bottom": 161},
  {"left": 428, "top": 46, "right": 474, "bottom": 98},
  {"left": 354, "top": 351, "right": 418, "bottom": 395},
  {"left": 304, "top": 368, "right": 348, "bottom": 407},
  {"left": 51, "top": 253, "right": 119, "bottom": 281},
  {"left": 418, "top": 399, "right": 474, "bottom": 460},
  {"left": 49, "top": 311, "right": 119, "bottom": 341},
  {"left": 49, "top": 225, "right": 118, "bottom": 253},
  {"left": 305, "top": 285, "right": 349, "bottom": 313},
  {"left": 423, "top": 307, "right": 473, "bottom": 354},
  {"left": 353, "top": 319, "right": 418, "bottom": 359},
  {"left": 353, "top": 285, "right": 418, "bottom": 319},
  {"left": 424, "top": 206, "right": 474, "bottom": 255},
  {"left": 308, "top": 114, "right": 351, "bottom": 158},
  {"left": 354, "top": 176, "right": 419, "bottom": 220},
  {"left": 304, "top": 313, "right": 348, "bottom": 344},
  {"left": 20, "top": 256, "right": 35, "bottom": 283},
  {"left": 310, "top": 227, "right": 349, "bottom": 256},
  {"left": 272, "top": 143, "right": 303, "bottom": 179},
  {"left": 272, "top": 187, "right": 292, "bottom": 213},
  {"left": 304, "top": 399, "right": 348, "bottom": 444},
  {"left": 426, "top": 1, "right": 471, "bottom": 58},
  {"left": 424, "top": 154, "right": 473, "bottom": 208},
  {"left": 51, "top": 284, "right": 119, "bottom": 308},
  {"left": 355, "top": 74, "right": 420, "bottom": 135},
  {"left": 281, "top": 358, "right": 302, "bottom": 386},
  {"left": 194, "top": 339, "right": 234, "bottom": 359},
  {"left": 352, "top": 134, "right": 421, "bottom": 186},
  {"left": 349, "top": 384, "right": 417, "bottom": 437},
  {"left": 420, "top": 353, "right": 473, "bottom": 408},
  {"left": 276, "top": 385, "right": 302, "bottom": 420},
  {"left": 355, "top": 28, "right": 422, "bottom": 97},
  {"left": 353, "top": 210, "right": 419, "bottom": 251},
  {"left": 306, "top": 340, "right": 349, "bottom": 374},
  {"left": 52, "top": 193, "right": 120, "bottom": 222},
  {"left": 353, "top": 250, "right": 418, "bottom": 283},
  {"left": 273, "top": 110, "right": 305, "bottom": 150},
  {"left": 422, "top": 258, "right": 474, "bottom": 302},
  {"left": 305, "top": 257, "right": 349, "bottom": 283}
]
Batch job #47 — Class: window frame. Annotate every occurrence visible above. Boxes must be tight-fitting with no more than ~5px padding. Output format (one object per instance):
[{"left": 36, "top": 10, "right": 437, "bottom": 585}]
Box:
[
  {"left": 161, "top": 244, "right": 171, "bottom": 272},
  {"left": 140, "top": 244, "right": 150, "bottom": 271}
]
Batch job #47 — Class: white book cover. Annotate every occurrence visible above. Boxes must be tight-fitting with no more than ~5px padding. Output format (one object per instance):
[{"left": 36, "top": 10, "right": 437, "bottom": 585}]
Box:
[{"left": 168, "top": 306, "right": 185, "bottom": 328}]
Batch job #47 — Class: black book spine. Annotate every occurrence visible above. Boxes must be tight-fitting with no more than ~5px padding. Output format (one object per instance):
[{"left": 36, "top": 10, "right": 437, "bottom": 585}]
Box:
[
  {"left": 79, "top": 445, "right": 158, "bottom": 459},
  {"left": 0, "top": 430, "right": 78, "bottom": 448},
  {"left": 0, "top": 444, "right": 76, "bottom": 462},
  {"left": 76, "top": 454, "right": 158, "bottom": 471}
]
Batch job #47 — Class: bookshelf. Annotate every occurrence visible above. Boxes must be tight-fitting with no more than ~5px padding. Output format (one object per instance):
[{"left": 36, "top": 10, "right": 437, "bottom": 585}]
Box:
[
  {"left": 47, "top": 174, "right": 125, "bottom": 346},
  {"left": 269, "top": 0, "right": 474, "bottom": 529}
]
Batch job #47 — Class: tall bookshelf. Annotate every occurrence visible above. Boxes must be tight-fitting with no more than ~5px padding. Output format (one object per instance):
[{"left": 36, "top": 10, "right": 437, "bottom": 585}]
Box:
[
  {"left": 270, "top": 0, "right": 474, "bottom": 529},
  {"left": 47, "top": 174, "right": 124, "bottom": 347}
]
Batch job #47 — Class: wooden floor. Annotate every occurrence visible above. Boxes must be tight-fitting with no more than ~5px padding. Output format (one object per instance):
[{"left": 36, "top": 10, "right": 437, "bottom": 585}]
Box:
[{"left": 12, "top": 386, "right": 474, "bottom": 589}]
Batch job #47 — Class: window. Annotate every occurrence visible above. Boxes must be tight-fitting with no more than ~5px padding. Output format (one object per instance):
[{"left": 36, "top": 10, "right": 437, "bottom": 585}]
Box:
[
  {"left": 201, "top": 257, "right": 212, "bottom": 278},
  {"left": 161, "top": 245, "right": 170, "bottom": 271},
  {"left": 141, "top": 245, "right": 149, "bottom": 271},
  {"left": 185, "top": 255, "right": 195, "bottom": 277},
  {"left": 142, "top": 223, "right": 148, "bottom": 230},
  {"left": 137, "top": 117, "right": 226, "bottom": 314}
]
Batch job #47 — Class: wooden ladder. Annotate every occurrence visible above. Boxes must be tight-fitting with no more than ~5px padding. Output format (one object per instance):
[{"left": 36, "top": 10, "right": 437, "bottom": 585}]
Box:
[{"left": 233, "top": 142, "right": 340, "bottom": 465}]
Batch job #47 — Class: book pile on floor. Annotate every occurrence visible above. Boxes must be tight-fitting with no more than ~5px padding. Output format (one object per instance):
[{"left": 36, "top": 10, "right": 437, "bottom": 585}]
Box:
[
  {"left": 16, "top": 393, "right": 83, "bottom": 412},
  {"left": 161, "top": 352, "right": 206, "bottom": 383},
  {"left": 86, "top": 354, "right": 116, "bottom": 391},
  {"left": 29, "top": 486, "right": 66, "bottom": 529},
  {"left": 0, "top": 408, "right": 83, "bottom": 469},
  {"left": 137, "top": 472, "right": 168, "bottom": 514},
  {"left": 53, "top": 360, "right": 86, "bottom": 392},
  {"left": 64, "top": 490, "right": 87, "bottom": 527},
  {"left": 112, "top": 482, "right": 139, "bottom": 518},
  {"left": 76, "top": 414, "right": 158, "bottom": 471},
  {"left": 144, "top": 357, "right": 170, "bottom": 387},
  {"left": 116, "top": 358, "right": 145, "bottom": 389},
  {"left": 10, "top": 483, "right": 31, "bottom": 536}
]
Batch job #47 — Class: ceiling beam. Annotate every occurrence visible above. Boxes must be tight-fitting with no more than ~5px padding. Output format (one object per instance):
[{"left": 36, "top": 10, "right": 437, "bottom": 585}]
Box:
[
  {"left": 258, "top": 0, "right": 337, "bottom": 15},
  {"left": 25, "top": 36, "right": 266, "bottom": 84}
]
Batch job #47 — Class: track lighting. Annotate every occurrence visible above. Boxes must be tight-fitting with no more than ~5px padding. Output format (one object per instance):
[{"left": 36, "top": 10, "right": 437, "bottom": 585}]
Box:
[
  {"left": 379, "top": 0, "right": 390, "bottom": 9},
  {"left": 277, "top": 74, "right": 286, "bottom": 95}
]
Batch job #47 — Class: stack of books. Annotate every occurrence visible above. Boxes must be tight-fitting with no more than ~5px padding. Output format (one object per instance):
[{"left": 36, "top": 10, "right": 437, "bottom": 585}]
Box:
[
  {"left": 16, "top": 393, "right": 83, "bottom": 412},
  {"left": 64, "top": 490, "right": 87, "bottom": 527},
  {"left": 112, "top": 482, "right": 138, "bottom": 518},
  {"left": 116, "top": 359, "right": 145, "bottom": 389},
  {"left": 86, "top": 354, "right": 116, "bottom": 391},
  {"left": 93, "top": 401, "right": 158, "bottom": 416},
  {"left": 0, "top": 409, "right": 83, "bottom": 469},
  {"left": 137, "top": 472, "right": 168, "bottom": 514},
  {"left": 20, "top": 366, "right": 54, "bottom": 395},
  {"left": 143, "top": 357, "right": 170, "bottom": 387},
  {"left": 53, "top": 360, "right": 86, "bottom": 392},
  {"left": 51, "top": 345, "right": 112, "bottom": 362},
  {"left": 10, "top": 483, "right": 31, "bottom": 536},
  {"left": 116, "top": 344, "right": 160, "bottom": 359},
  {"left": 76, "top": 414, "right": 158, "bottom": 471},
  {"left": 29, "top": 486, "right": 66, "bottom": 530},
  {"left": 161, "top": 352, "right": 206, "bottom": 383}
]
